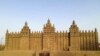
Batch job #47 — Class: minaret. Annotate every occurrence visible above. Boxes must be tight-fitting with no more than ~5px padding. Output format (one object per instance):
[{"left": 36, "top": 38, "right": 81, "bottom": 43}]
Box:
[
  {"left": 43, "top": 19, "right": 56, "bottom": 51},
  {"left": 43, "top": 19, "right": 55, "bottom": 33},
  {"left": 5, "top": 29, "right": 9, "bottom": 50},
  {"left": 21, "top": 21, "right": 30, "bottom": 33},
  {"left": 69, "top": 20, "right": 78, "bottom": 33},
  {"left": 94, "top": 28, "right": 99, "bottom": 50},
  {"left": 69, "top": 20, "right": 80, "bottom": 51},
  {"left": 20, "top": 21, "right": 30, "bottom": 50}
]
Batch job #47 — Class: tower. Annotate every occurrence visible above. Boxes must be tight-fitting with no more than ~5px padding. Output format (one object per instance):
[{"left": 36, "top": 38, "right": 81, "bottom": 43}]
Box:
[
  {"left": 20, "top": 22, "right": 30, "bottom": 50},
  {"left": 94, "top": 28, "right": 99, "bottom": 50},
  {"left": 69, "top": 20, "right": 80, "bottom": 51},
  {"left": 43, "top": 19, "right": 55, "bottom": 33},
  {"left": 5, "top": 29, "right": 9, "bottom": 50},
  {"left": 43, "top": 19, "right": 56, "bottom": 51}
]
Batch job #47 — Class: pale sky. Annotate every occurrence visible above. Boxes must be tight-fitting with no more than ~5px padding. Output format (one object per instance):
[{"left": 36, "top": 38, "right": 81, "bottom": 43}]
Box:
[{"left": 0, "top": 0, "right": 100, "bottom": 44}]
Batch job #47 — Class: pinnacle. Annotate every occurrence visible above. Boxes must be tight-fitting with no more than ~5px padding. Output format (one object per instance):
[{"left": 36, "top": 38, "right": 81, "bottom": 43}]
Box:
[
  {"left": 25, "top": 21, "right": 28, "bottom": 26},
  {"left": 72, "top": 20, "right": 75, "bottom": 25},
  {"left": 95, "top": 28, "right": 97, "bottom": 32},
  {"left": 47, "top": 19, "right": 50, "bottom": 24},
  {"left": 6, "top": 29, "right": 9, "bottom": 33}
]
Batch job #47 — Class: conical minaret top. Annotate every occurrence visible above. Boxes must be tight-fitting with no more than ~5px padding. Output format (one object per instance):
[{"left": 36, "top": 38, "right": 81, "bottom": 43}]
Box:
[
  {"left": 72, "top": 20, "right": 75, "bottom": 25},
  {"left": 23, "top": 21, "right": 29, "bottom": 28},
  {"left": 25, "top": 21, "right": 28, "bottom": 26},
  {"left": 69, "top": 20, "right": 79, "bottom": 32},
  {"left": 43, "top": 19, "right": 55, "bottom": 33},
  {"left": 45, "top": 19, "right": 52, "bottom": 27},
  {"left": 70, "top": 20, "right": 77, "bottom": 27},
  {"left": 47, "top": 19, "right": 51, "bottom": 25},
  {"left": 21, "top": 21, "right": 30, "bottom": 33},
  {"left": 47, "top": 19, "right": 50, "bottom": 24},
  {"left": 6, "top": 29, "right": 9, "bottom": 34},
  {"left": 95, "top": 28, "right": 97, "bottom": 32}
]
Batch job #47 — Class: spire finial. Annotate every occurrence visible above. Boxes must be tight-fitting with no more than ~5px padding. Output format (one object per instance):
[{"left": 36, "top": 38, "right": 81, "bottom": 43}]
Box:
[
  {"left": 6, "top": 29, "right": 9, "bottom": 33},
  {"left": 25, "top": 21, "right": 28, "bottom": 26},
  {"left": 95, "top": 28, "right": 97, "bottom": 32},
  {"left": 47, "top": 19, "right": 50, "bottom": 24},
  {"left": 72, "top": 20, "right": 75, "bottom": 25}
]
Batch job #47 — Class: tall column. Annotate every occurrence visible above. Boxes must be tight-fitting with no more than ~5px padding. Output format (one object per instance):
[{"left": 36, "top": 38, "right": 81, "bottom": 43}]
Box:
[
  {"left": 69, "top": 20, "right": 80, "bottom": 51},
  {"left": 20, "top": 22, "right": 30, "bottom": 50}
]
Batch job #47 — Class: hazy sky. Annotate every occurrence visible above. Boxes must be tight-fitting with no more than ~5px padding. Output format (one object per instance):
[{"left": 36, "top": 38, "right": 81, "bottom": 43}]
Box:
[{"left": 0, "top": 0, "right": 100, "bottom": 44}]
